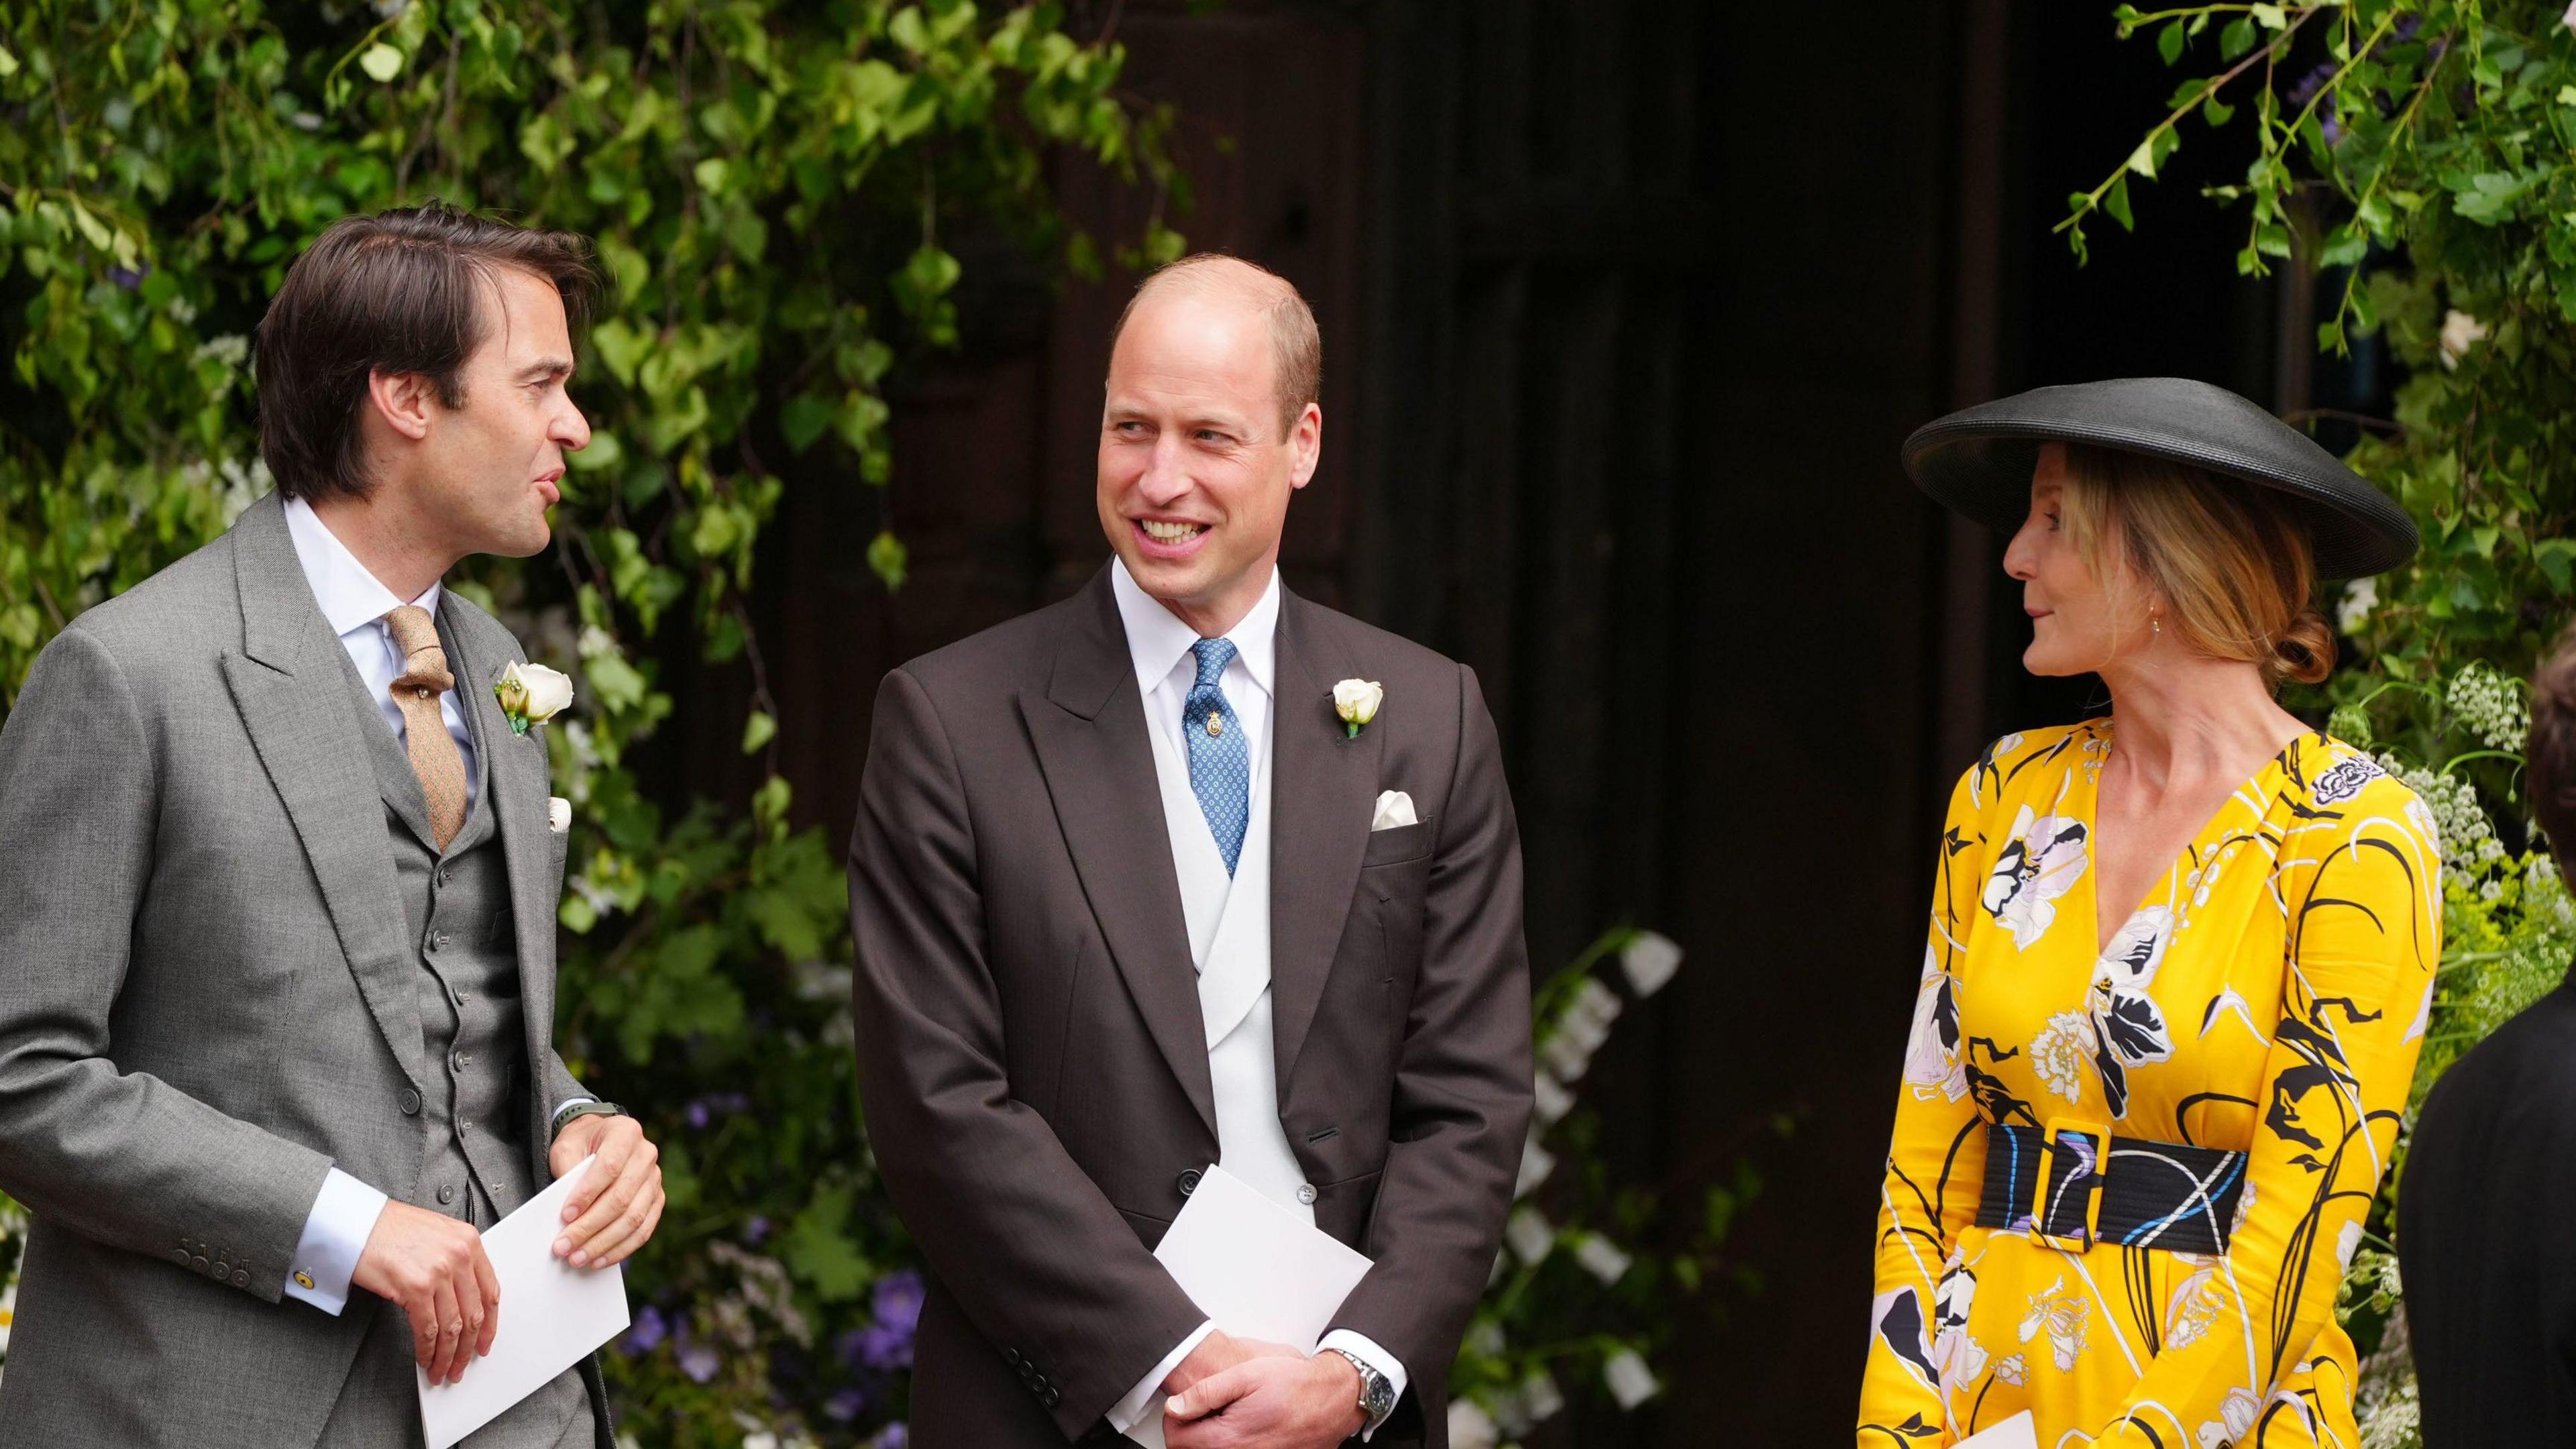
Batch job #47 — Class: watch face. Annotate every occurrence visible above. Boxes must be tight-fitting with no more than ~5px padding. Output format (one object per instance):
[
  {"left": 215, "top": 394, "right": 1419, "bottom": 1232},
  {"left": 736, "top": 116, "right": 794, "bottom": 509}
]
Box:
[{"left": 1363, "top": 1372, "right": 1396, "bottom": 1417}]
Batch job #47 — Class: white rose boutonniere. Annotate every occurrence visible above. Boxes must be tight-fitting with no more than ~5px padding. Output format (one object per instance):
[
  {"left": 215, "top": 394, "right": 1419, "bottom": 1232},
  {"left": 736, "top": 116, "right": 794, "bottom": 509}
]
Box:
[
  {"left": 1332, "top": 678, "right": 1384, "bottom": 739},
  {"left": 494, "top": 661, "right": 576, "bottom": 736}
]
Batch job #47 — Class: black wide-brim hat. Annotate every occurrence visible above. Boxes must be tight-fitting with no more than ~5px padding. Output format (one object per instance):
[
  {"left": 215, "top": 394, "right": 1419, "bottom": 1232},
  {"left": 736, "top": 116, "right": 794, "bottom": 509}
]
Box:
[{"left": 1900, "top": 376, "right": 2418, "bottom": 579}]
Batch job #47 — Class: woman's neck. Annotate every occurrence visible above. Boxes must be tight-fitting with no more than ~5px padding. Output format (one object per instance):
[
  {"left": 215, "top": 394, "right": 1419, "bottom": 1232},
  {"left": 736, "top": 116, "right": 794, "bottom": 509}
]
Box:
[{"left": 2097, "top": 648, "right": 2306, "bottom": 792}]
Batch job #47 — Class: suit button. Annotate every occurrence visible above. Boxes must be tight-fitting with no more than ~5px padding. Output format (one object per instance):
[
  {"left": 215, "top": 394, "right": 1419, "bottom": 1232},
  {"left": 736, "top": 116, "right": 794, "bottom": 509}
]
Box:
[
  {"left": 435, "top": 867, "right": 449, "bottom": 888},
  {"left": 438, "top": 1185, "right": 456, "bottom": 1205},
  {"left": 1295, "top": 1183, "right": 1318, "bottom": 1205},
  {"left": 1176, "top": 1169, "right": 1201, "bottom": 1199},
  {"left": 1042, "top": 1387, "right": 1061, "bottom": 1408},
  {"left": 172, "top": 1248, "right": 191, "bottom": 1267},
  {"left": 400, "top": 1089, "right": 423, "bottom": 1116},
  {"left": 1005, "top": 1348, "right": 1022, "bottom": 1366},
  {"left": 213, "top": 1260, "right": 229, "bottom": 1278},
  {"left": 232, "top": 1270, "right": 250, "bottom": 1288},
  {"left": 192, "top": 1256, "right": 209, "bottom": 1273}
]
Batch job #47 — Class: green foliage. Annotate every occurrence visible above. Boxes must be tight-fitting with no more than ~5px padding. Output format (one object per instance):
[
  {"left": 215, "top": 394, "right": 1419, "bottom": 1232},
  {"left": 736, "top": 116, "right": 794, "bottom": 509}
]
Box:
[
  {"left": 1446, "top": 929, "right": 1790, "bottom": 1445},
  {"left": 2078, "top": 5, "right": 2576, "bottom": 1444},
  {"left": 0, "top": 3, "right": 1179, "bottom": 1442}
]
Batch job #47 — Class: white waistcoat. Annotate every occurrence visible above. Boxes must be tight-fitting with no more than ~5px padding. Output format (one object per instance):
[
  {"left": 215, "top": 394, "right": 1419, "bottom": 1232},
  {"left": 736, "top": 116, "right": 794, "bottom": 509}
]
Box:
[{"left": 1142, "top": 707, "right": 1314, "bottom": 1226}]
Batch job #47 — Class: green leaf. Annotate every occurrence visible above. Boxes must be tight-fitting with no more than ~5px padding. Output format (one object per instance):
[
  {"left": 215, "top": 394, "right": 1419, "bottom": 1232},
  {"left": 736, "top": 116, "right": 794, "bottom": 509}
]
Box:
[
  {"left": 741, "top": 709, "right": 776, "bottom": 755},
  {"left": 2535, "top": 539, "right": 2576, "bottom": 592},
  {"left": 358, "top": 43, "right": 405, "bottom": 83},
  {"left": 780, "top": 393, "right": 833, "bottom": 453},
  {"left": 781, "top": 1185, "right": 872, "bottom": 1301},
  {"left": 0, "top": 44, "right": 19, "bottom": 78},
  {"left": 2105, "top": 175, "right": 2135, "bottom": 231},
  {"left": 867, "top": 530, "right": 908, "bottom": 590},
  {"left": 2249, "top": 3, "right": 2285, "bottom": 28},
  {"left": 2220, "top": 17, "right": 2256, "bottom": 60},
  {"left": 2157, "top": 19, "right": 2186, "bottom": 66}
]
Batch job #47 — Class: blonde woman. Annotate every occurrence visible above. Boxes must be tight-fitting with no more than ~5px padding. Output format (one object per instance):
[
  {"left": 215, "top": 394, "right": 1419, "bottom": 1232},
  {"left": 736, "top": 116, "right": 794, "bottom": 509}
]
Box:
[{"left": 1857, "top": 378, "right": 2443, "bottom": 1447}]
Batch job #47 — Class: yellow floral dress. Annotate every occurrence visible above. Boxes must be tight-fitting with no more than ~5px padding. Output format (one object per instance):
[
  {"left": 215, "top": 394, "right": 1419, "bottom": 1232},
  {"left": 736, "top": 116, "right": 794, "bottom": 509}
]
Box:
[{"left": 1858, "top": 721, "right": 2443, "bottom": 1448}]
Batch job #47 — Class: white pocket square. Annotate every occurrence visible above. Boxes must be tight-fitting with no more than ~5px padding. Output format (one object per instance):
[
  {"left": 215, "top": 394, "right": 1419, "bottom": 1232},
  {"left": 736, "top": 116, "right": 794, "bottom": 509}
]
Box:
[
  {"left": 1372, "top": 790, "right": 1417, "bottom": 831},
  {"left": 547, "top": 796, "right": 573, "bottom": 834}
]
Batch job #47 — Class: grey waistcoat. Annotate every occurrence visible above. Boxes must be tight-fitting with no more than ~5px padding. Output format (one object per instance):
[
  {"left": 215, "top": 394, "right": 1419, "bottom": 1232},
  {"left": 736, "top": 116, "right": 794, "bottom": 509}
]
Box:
[{"left": 346, "top": 634, "right": 533, "bottom": 1228}]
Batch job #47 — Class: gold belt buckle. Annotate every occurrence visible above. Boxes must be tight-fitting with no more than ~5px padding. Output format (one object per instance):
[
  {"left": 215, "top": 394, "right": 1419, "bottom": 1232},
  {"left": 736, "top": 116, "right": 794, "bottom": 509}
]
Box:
[{"left": 2032, "top": 1116, "right": 2109, "bottom": 1252}]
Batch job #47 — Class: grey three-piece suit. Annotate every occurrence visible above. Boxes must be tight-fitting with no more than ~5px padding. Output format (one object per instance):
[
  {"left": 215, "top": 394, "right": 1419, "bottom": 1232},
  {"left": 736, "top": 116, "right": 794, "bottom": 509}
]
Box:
[
  {"left": 848, "top": 568, "right": 1536, "bottom": 1448},
  {"left": 0, "top": 492, "right": 607, "bottom": 1447}
]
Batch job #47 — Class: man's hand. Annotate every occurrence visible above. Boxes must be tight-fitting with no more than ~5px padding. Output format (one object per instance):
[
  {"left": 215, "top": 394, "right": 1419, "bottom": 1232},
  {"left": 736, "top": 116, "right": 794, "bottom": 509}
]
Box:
[
  {"left": 1163, "top": 1329, "right": 1302, "bottom": 1399},
  {"left": 1165, "top": 1350, "right": 1366, "bottom": 1448},
  {"left": 549, "top": 1112, "right": 664, "bottom": 1269},
  {"left": 352, "top": 1200, "right": 501, "bottom": 1385}
]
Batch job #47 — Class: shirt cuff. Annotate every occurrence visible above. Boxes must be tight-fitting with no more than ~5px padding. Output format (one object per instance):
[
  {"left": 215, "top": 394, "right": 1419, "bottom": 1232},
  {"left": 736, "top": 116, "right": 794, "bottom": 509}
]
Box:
[
  {"left": 1319, "top": 1330, "right": 1408, "bottom": 1440},
  {"left": 282, "top": 1167, "right": 389, "bottom": 1316},
  {"left": 1107, "top": 1320, "right": 1216, "bottom": 1435}
]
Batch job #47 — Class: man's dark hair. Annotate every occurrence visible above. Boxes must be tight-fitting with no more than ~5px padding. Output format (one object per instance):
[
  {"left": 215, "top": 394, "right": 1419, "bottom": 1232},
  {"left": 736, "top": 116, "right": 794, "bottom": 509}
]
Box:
[
  {"left": 2530, "top": 625, "right": 2576, "bottom": 877},
  {"left": 254, "top": 202, "right": 600, "bottom": 503}
]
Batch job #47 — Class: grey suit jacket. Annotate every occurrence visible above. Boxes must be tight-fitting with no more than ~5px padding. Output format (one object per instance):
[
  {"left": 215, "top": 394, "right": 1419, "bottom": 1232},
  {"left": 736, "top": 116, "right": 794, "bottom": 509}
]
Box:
[
  {"left": 0, "top": 492, "right": 602, "bottom": 1448},
  {"left": 847, "top": 569, "right": 1534, "bottom": 1448}
]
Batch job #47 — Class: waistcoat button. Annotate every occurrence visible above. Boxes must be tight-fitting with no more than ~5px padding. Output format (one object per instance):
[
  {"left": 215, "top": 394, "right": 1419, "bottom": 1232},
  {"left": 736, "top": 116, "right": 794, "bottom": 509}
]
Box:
[
  {"left": 1176, "top": 1169, "right": 1202, "bottom": 1198},
  {"left": 400, "top": 1089, "right": 423, "bottom": 1116}
]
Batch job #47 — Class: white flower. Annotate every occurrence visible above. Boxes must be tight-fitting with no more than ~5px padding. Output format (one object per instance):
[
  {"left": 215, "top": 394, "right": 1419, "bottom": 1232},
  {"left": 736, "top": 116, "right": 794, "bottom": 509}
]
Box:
[
  {"left": 2018, "top": 1274, "right": 2089, "bottom": 1371},
  {"left": 2198, "top": 1387, "right": 2263, "bottom": 1448},
  {"left": 1505, "top": 1208, "right": 1555, "bottom": 1265},
  {"left": 2029, "top": 1012, "right": 2093, "bottom": 1104},
  {"left": 1982, "top": 806, "right": 2090, "bottom": 950},
  {"left": 1573, "top": 1233, "right": 1633, "bottom": 1285},
  {"left": 1446, "top": 1399, "right": 1501, "bottom": 1449},
  {"left": 1902, "top": 951, "right": 1968, "bottom": 1103},
  {"left": 2337, "top": 576, "right": 2377, "bottom": 634},
  {"left": 1532, "top": 1069, "right": 1576, "bottom": 1125},
  {"left": 1602, "top": 1349, "right": 1660, "bottom": 1409},
  {"left": 2440, "top": 308, "right": 2489, "bottom": 369},
  {"left": 1332, "top": 678, "right": 1385, "bottom": 731},
  {"left": 2565, "top": 1, "right": 2576, "bottom": 38},
  {"left": 1992, "top": 1352, "right": 2027, "bottom": 1386},
  {"left": 496, "top": 661, "right": 576, "bottom": 728},
  {"left": 1516, "top": 1368, "right": 1565, "bottom": 1423},
  {"left": 1619, "top": 932, "right": 1682, "bottom": 997}
]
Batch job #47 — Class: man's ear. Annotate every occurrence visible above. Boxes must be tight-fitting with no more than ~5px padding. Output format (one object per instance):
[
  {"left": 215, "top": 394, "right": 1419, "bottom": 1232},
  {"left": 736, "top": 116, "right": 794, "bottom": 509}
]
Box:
[
  {"left": 1287, "top": 402, "right": 1324, "bottom": 491},
  {"left": 366, "top": 368, "right": 438, "bottom": 443}
]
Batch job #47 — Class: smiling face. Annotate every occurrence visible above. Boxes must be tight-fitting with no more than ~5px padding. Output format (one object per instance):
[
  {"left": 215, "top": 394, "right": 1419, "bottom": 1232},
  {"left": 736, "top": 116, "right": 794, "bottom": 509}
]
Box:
[
  {"left": 2002, "top": 443, "right": 2157, "bottom": 677},
  {"left": 411, "top": 265, "right": 590, "bottom": 559},
  {"left": 1096, "top": 280, "right": 1321, "bottom": 636}
]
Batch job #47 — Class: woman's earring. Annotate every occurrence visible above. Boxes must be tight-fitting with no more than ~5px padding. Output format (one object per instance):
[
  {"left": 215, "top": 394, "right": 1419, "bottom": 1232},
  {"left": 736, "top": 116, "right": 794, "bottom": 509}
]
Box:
[{"left": 2151, "top": 615, "right": 2162, "bottom": 636}]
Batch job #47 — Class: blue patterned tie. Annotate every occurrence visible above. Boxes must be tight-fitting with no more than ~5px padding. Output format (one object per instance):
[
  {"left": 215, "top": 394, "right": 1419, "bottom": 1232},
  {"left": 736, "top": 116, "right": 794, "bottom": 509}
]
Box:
[{"left": 1184, "top": 638, "right": 1250, "bottom": 874}]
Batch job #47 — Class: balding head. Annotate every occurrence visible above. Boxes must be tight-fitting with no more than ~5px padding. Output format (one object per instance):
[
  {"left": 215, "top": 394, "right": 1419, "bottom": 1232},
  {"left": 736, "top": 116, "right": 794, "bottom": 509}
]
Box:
[{"left": 1108, "top": 254, "right": 1321, "bottom": 438}]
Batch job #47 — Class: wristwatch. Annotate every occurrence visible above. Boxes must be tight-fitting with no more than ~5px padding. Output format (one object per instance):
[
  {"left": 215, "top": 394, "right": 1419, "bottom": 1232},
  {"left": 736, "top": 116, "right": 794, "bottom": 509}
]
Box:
[
  {"left": 549, "top": 1099, "right": 625, "bottom": 1140},
  {"left": 1326, "top": 1348, "right": 1397, "bottom": 1430}
]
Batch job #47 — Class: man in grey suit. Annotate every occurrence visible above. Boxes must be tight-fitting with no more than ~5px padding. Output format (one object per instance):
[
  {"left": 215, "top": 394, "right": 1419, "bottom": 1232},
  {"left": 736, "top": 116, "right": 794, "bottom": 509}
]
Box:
[
  {"left": 0, "top": 205, "right": 665, "bottom": 1447},
  {"left": 849, "top": 255, "right": 1534, "bottom": 1448}
]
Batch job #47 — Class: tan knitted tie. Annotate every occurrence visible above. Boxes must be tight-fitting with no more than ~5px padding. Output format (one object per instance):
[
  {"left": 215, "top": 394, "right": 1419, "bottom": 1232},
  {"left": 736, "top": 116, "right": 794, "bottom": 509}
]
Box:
[{"left": 382, "top": 605, "right": 468, "bottom": 852}]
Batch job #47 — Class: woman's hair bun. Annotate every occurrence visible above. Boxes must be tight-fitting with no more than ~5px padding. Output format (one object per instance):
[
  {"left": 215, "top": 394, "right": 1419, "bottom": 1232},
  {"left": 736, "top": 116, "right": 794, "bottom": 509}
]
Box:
[{"left": 2273, "top": 610, "right": 2337, "bottom": 687}]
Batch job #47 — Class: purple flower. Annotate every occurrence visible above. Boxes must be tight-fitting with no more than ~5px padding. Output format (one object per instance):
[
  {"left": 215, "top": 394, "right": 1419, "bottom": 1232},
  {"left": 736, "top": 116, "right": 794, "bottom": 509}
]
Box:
[
  {"left": 678, "top": 1338, "right": 720, "bottom": 1384},
  {"left": 872, "top": 1271, "right": 925, "bottom": 1331},
  {"left": 622, "top": 1305, "right": 669, "bottom": 1355},
  {"left": 877, "top": 1426, "right": 907, "bottom": 1449},
  {"left": 685, "top": 1100, "right": 710, "bottom": 1130},
  {"left": 745, "top": 1216, "right": 771, "bottom": 1244},
  {"left": 107, "top": 265, "right": 148, "bottom": 290},
  {"left": 2286, "top": 61, "right": 2335, "bottom": 109},
  {"left": 824, "top": 1388, "right": 868, "bottom": 1423}
]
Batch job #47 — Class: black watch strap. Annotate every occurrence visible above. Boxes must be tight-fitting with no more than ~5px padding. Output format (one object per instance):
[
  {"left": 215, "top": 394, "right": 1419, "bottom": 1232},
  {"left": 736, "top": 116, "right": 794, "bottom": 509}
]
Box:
[{"left": 549, "top": 1099, "right": 625, "bottom": 1140}]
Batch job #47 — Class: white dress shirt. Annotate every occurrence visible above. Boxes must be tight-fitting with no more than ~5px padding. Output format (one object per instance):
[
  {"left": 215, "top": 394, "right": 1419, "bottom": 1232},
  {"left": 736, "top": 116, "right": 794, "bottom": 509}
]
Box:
[
  {"left": 276, "top": 497, "right": 472, "bottom": 1313},
  {"left": 1102, "top": 558, "right": 1407, "bottom": 1440}
]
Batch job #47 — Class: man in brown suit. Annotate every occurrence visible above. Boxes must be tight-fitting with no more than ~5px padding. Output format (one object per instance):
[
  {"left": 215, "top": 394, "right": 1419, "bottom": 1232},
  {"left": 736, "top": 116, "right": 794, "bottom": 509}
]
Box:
[{"left": 847, "top": 256, "right": 1532, "bottom": 1448}]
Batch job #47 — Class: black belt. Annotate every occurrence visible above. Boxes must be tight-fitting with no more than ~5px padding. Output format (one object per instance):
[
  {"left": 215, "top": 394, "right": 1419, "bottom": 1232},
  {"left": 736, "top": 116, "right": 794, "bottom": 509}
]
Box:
[{"left": 1974, "top": 1121, "right": 2248, "bottom": 1254}]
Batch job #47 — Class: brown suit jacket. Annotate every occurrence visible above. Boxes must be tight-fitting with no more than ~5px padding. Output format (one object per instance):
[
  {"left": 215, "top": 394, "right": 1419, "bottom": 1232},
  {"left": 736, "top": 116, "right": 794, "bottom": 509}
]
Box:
[{"left": 847, "top": 568, "right": 1532, "bottom": 1448}]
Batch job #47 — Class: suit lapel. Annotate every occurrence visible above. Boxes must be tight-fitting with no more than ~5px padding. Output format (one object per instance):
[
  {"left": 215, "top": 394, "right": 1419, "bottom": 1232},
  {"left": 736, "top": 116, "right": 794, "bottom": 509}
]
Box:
[
  {"left": 1020, "top": 571, "right": 1218, "bottom": 1140},
  {"left": 1269, "top": 591, "right": 1381, "bottom": 1086},
  {"left": 219, "top": 493, "right": 427, "bottom": 1096},
  {"left": 444, "top": 599, "right": 562, "bottom": 1150}
]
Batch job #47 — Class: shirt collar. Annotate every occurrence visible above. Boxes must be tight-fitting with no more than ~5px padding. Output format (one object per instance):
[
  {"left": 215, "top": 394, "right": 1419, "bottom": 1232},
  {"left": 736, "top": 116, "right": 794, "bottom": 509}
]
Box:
[
  {"left": 1109, "top": 556, "right": 1281, "bottom": 701},
  {"left": 282, "top": 494, "right": 441, "bottom": 639}
]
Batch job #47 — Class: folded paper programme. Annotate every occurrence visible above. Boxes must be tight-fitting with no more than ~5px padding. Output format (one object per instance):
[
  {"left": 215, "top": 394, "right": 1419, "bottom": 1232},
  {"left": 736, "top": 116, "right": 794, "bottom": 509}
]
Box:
[
  {"left": 417, "top": 1155, "right": 631, "bottom": 1449},
  {"left": 1128, "top": 1163, "right": 1374, "bottom": 1449},
  {"left": 1957, "top": 1411, "right": 2038, "bottom": 1449}
]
